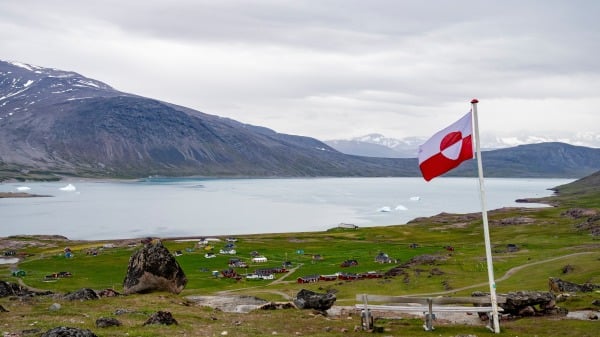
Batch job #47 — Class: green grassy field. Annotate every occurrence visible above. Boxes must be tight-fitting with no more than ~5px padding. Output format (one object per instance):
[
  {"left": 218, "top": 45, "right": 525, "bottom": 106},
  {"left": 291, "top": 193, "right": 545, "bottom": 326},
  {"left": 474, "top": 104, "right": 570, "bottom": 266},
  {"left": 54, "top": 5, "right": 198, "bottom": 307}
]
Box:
[{"left": 1, "top": 178, "right": 599, "bottom": 336}]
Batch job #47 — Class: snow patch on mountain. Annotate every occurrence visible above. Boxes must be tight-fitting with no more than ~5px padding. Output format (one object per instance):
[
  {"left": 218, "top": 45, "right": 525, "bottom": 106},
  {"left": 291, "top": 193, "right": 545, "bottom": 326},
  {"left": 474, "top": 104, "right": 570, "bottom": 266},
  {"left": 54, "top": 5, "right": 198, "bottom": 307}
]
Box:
[{"left": 9, "top": 61, "right": 40, "bottom": 71}]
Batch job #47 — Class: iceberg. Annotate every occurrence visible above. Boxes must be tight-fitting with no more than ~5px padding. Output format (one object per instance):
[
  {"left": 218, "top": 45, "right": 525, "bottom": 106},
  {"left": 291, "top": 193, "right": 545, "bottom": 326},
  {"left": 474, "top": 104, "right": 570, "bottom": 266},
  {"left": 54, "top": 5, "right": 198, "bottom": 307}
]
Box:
[
  {"left": 59, "top": 184, "right": 76, "bottom": 191},
  {"left": 409, "top": 196, "right": 421, "bottom": 201},
  {"left": 395, "top": 205, "right": 408, "bottom": 211},
  {"left": 16, "top": 186, "right": 31, "bottom": 191},
  {"left": 377, "top": 206, "right": 392, "bottom": 213}
]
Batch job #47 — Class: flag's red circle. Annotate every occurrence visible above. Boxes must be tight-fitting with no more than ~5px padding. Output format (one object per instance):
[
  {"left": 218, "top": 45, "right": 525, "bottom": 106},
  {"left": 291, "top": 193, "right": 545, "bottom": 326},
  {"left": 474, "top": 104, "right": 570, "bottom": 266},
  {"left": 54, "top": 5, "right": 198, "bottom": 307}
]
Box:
[
  {"left": 440, "top": 131, "right": 462, "bottom": 151},
  {"left": 439, "top": 131, "right": 464, "bottom": 160}
]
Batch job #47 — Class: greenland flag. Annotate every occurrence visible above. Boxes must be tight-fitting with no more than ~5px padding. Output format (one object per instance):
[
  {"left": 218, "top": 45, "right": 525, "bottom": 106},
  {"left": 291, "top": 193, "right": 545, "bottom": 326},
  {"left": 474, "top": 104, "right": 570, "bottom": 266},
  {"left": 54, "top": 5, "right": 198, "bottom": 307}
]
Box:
[{"left": 418, "top": 111, "right": 474, "bottom": 181}]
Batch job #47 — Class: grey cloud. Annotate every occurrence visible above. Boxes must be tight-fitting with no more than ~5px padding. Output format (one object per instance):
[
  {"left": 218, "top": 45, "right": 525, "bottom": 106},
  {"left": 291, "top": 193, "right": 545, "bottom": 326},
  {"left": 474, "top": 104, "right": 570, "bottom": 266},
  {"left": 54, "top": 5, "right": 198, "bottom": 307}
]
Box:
[{"left": 0, "top": 1, "right": 598, "bottom": 145}]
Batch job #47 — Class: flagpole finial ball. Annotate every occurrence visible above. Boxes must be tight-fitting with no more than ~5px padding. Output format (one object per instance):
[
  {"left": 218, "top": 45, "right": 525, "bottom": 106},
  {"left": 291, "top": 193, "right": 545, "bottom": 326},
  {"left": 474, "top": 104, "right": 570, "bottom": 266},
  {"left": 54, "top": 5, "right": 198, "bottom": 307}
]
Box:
[{"left": 471, "top": 98, "right": 479, "bottom": 104}]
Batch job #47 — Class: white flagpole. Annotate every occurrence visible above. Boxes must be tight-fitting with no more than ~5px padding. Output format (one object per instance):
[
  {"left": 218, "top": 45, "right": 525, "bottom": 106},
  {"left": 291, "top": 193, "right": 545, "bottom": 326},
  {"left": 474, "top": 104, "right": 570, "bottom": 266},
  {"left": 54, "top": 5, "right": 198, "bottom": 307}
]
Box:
[{"left": 471, "top": 98, "right": 501, "bottom": 333}]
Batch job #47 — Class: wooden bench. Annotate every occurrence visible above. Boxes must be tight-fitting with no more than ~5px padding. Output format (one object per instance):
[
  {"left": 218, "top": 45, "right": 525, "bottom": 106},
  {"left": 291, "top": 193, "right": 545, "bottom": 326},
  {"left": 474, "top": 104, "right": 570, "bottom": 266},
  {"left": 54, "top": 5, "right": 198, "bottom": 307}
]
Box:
[{"left": 356, "top": 294, "right": 506, "bottom": 331}]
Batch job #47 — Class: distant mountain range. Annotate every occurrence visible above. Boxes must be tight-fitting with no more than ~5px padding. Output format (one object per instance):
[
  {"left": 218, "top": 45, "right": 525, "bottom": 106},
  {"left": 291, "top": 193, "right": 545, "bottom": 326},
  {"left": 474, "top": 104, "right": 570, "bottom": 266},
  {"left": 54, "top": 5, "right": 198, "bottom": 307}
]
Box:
[
  {"left": 1, "top": 60, "right": 599, "bottom": 180},
  {"left": 325, "top": 133, "right": 600, "bottom": 159}
]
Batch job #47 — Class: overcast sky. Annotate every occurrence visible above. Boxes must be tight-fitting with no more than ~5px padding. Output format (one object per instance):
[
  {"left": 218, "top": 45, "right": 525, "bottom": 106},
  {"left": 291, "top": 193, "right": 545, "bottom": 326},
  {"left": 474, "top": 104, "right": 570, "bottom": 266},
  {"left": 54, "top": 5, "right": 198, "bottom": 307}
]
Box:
[{"left": 1, "top": 1, "right": 599, "bottom": 147}]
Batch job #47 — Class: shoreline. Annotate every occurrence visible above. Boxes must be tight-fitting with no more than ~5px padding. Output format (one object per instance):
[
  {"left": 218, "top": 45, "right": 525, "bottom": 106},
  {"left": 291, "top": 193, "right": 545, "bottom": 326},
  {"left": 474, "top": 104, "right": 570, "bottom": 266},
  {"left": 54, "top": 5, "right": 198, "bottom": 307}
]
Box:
[
  {"left": 0, "top": 192, "right": 51, "bottom": 198},
  {"left": 0, "top": 203, "right": 551, "bottom": 245}
]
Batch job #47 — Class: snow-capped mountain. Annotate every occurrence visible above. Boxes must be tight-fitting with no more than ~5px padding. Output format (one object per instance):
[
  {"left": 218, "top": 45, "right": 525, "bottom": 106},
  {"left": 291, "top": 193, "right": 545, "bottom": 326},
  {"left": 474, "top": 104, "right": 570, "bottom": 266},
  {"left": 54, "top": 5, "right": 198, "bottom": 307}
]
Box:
[
  {"left": 324, "top": 134, "right": 426, "bottom": 158},
  {"left": 0, "top": 61, "right": 119, "bottom": 108},
  {"left": 326, "top": 133, "right": 600, "bottom": 158}
]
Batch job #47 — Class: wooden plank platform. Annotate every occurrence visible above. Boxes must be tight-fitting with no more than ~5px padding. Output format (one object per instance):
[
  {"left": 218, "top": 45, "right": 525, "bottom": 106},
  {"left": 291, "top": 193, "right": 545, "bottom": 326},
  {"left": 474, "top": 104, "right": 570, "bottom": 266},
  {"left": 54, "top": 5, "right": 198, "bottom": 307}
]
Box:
[{"left": 356, "top": 294, "right": 505, "bottom": 331}]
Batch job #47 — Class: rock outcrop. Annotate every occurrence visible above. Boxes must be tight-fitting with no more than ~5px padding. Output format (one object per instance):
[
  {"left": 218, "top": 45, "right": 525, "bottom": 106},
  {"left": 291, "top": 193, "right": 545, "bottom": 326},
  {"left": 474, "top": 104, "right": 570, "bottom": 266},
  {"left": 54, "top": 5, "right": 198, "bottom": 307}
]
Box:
[
  {"left": 549, "top": 277, "right": 600, "bottom": 293},
  {"left": 123, "top": 239, "right": 187, "bottom": 294}
]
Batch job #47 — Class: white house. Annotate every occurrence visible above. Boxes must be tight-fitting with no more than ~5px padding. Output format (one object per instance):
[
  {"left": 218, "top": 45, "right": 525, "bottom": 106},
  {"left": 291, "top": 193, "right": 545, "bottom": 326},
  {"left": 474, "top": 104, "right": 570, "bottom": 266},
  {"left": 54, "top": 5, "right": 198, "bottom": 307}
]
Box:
[
  {"left": 219, "top": 248, "right": 237, "bottom": 255},
  {"left": 251, "top": 256, "right": 268, "bottom": 263}
]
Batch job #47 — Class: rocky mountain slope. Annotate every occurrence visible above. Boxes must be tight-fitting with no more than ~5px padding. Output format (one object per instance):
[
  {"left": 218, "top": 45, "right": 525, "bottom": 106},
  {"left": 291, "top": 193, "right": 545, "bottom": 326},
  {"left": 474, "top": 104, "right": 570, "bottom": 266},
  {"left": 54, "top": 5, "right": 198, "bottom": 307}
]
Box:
[{"left": 0, "top": 60, "right": 416, "bottom": 178}]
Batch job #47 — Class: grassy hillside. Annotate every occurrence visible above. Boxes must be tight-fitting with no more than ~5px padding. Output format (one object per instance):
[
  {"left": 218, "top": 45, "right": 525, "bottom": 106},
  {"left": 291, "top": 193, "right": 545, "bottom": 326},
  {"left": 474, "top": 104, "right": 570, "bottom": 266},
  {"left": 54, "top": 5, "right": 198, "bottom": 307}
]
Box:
[{"left": 1, "top": 175, "right": 599, "bottom": 336}]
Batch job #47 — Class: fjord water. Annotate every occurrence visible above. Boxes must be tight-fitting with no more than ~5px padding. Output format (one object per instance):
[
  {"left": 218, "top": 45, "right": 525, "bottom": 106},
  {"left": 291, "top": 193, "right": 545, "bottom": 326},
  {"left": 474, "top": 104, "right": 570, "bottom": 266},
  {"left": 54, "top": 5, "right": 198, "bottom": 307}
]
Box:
[{"left": 0, "top": 177, "right": 571, "bottom": 240}]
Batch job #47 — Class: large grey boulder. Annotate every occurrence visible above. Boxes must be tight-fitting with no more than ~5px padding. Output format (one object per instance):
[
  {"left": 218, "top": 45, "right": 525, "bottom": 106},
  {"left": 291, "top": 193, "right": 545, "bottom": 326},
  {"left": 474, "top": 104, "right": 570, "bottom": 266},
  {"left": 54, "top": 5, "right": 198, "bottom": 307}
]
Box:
[
  {"left": 293, "top": 289, "right": 336, "bottom": 311},
  {"left": 123, "top": 239, "right": 187, "bottom": 294}
]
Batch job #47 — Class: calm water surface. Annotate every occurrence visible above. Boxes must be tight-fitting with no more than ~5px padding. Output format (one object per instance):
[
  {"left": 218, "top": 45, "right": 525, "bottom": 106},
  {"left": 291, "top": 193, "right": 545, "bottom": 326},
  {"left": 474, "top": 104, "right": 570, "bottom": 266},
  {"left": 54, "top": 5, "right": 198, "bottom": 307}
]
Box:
[{"left": 0, "top": 177, "right": 572, "bottom": 240}]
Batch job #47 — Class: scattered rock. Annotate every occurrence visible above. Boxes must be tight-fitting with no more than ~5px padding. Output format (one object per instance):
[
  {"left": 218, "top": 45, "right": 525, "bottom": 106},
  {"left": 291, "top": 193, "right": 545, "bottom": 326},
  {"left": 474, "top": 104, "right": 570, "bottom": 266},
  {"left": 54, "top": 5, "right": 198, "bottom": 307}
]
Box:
[
  {"left": 0, "top": 304, "right": 8, "bottom": 312},
  {"left": 143, "top": 311, "right": 178, "bottom": 325},
  {"left": 48, "top": 303, "right": 61, "bottom": 311},
  {"left": 293, "top": 289, "right": 336, "bottom": 311},
  {"left": 41, "top": 327, "right": 98, "bottom": 337},
  {"left": 95, "top": 317, "right": 122, "bottom": 328},
  {"left": 123, "top": 239, "right": 187, "bottom": 294},
  {"left": 592, "top": 299, "right": 600, "bottom": 306},
  {"left": 561, "top": 264, "right": 575, "bottom": 274},
  {"left": 63, "top": 288, "right": 98, "bottom": 301}
]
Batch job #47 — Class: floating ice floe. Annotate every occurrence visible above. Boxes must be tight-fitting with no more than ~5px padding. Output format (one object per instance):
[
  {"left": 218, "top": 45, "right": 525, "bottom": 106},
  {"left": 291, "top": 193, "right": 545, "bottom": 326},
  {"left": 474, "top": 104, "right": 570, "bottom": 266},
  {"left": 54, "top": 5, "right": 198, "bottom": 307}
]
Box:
[
  {"left": 395, "top": 205, "right": 408, "bottom": 211},
  {"left": 409, "top": 196, "right": 421, "bottom": 201},
  {"left": 377, "top": 206, "right": 392, "bottom": 213},
  {"left": 16, "top": 186, "right": 31, "bottom": 191},
  {"left": 59, "top": 184, "right": 76, "bottom": 191}
]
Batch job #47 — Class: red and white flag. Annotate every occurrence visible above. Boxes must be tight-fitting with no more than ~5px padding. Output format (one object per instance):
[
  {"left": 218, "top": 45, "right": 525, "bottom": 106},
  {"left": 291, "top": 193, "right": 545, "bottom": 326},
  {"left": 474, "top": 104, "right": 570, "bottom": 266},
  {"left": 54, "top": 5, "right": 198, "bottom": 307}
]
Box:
[{"left": 418, "top": 111, "right": 474, "bottom": 181}]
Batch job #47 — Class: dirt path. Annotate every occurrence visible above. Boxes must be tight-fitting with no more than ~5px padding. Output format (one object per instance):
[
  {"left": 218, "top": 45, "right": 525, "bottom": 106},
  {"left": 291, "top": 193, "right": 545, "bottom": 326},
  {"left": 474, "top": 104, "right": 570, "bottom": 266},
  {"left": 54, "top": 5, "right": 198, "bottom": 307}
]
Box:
[
  {"left": 17, "top": 278, "right": 51, "bottom": 293},
  {"left": 409, "top": 251, "right": 595, "bottom": 297}
]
